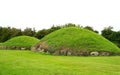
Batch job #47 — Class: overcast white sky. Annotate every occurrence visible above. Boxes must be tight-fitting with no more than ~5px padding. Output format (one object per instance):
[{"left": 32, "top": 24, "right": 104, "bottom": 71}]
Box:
[{"left": 0, "top": 0, "right": 120, "bottom": 32}]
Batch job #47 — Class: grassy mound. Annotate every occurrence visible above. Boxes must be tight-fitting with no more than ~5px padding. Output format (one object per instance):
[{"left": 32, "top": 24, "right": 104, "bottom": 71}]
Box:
[
  {"left": 32, "top": 27, "right": 120, "bottom": 55},
  {"left": 2, "top": 36, "right": 40, "bottom": 47}
]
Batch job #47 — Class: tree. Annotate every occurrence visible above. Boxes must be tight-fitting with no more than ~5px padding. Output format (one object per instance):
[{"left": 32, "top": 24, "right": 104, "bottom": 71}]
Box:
[
  {"left": 101, "top": 26, "right": 120, "bottom": 48},
  {"left": 84, "top": 26, "right": 98, "bottom": 33},
  {"left": 0, "top": 27, "right": 23, "bottom": 42},
  {"left": 0, "top": 27, "right": 11, "bottom": 42},
  {"left": 35, "top": 25, "right": 61, "bottom": 39},
  {"left": 35, "top": 29, "right": 49, "bottom": 39},
  {"left": 22, "top": 28, "right": 35, "bottom": 36},
  {"left": 10, "top": 28, "right": 22, "bottom": 38},
  {"left": 63, "top": 23, "right": 76, "bottom": 27},
  {"left": 101, "top": 26, "right": 114, "bottom": 40}
]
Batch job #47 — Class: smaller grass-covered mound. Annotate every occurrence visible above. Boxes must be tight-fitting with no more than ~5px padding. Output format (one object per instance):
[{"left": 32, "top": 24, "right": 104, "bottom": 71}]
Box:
[
  {"left": 32, "top": 27, "right": 120, "bottom": 56},
  {"left": 0, "top": 36, "right": 40, "bottom": 50}
]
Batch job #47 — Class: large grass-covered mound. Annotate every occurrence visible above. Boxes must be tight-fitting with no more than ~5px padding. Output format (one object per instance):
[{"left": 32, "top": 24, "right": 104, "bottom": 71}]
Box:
[
  {"left": 0, "top": 36, "right": 40, "bottom": 50},
  {"left": 32, "top": 27, "right": 120, "bottom": 56}
]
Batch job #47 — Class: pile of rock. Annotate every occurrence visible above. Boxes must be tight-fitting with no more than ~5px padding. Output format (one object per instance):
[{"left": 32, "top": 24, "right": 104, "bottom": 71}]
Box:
[{"left": 32, "top": 45, "right": 112, "bottom": 56}]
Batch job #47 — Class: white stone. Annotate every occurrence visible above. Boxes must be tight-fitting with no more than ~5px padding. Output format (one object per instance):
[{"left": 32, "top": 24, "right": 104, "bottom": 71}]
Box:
[{"left": 90, "top": 51, "right": 99, "bottom": 56}]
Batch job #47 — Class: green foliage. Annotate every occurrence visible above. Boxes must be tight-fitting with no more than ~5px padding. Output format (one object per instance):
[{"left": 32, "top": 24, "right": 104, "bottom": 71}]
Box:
[
  {"left": 2, "top": 36, "right": 40, "bottom": 47},
  {"left": 62, "top": 23, "right": 77, "bottom": 27},
  {"left": 0, "top": 27, "right": 22, "bottom": 42},
  {"left": 101, "top": 26, "right": 113, "bottom": 40},
  {"left": 22, "top": 28, "right": 36, "bottom": 36},
  {"left": 102, "top": 26, "right": 120, "bottom": 47},
  {"left": 35, "top": 29, "right": 49, "bottom": 39},
  {"left": 0, "top": 27, "right": 36, "bottom": 42},
  {"left": 84, "top": 26, "right": 98, "bottom": 33},
  {"left": 0, "top": 50, "right": 120, "bottom": 75},
  {"left": 41, "top": 27, "right": 120, "bottom": 53}
]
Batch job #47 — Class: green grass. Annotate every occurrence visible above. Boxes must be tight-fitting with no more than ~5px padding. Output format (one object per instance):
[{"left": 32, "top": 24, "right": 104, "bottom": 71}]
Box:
[
  {"left": 40, "top": 27, "right": 120, "bottom": 53},
  {"left": 0, "top": 43, "right": 2, "bottom": 46},
  {"left": 2, "top": 36, "right": 40, "bottom": 47},
  {"left": 0, "top": 50, "right": 120, "bottom": 75}
]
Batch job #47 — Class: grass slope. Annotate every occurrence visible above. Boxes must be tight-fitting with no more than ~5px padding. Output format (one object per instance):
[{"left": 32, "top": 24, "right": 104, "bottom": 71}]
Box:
[
  {"left": 0, "top": 43, "right": 2, "bottom": 46},
  {"left": 40, "top": 27, "right": 120, "bottom": 53},
  {"left": 0, "top": 50, "right": 120, "bottom": 75},
  {"left": 2, "top": 36, "right": 40, "bottom": 47}
]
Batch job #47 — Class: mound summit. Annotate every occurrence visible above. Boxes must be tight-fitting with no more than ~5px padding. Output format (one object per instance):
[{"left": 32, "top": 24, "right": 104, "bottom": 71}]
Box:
[
  {"left": 0, "top": 36, "right": 40, "bottom": 50},
  {"left": 32, "top": 27, "right": 120, "bottom": 56}
]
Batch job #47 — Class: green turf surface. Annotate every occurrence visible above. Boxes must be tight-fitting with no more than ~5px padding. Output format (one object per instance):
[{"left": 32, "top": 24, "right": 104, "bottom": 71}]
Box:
[
  {"left": 0, "top": 43, "right": 2, "bottom": 46},
  {"left": 2, "top": 36, "right": 40, "bottom": 47},
  {"left": 0, "top": 50, "right": 120, "bottom": 75},
  {"left": 40, "top": 27, "right": 120, "bottom": 53}
]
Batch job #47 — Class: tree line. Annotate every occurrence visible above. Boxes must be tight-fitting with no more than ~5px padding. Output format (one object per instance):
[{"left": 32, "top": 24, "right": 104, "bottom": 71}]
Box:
[
  {"left": 101, "top": 26, "right": 120, "bottom": 47},
  {"left": 0, "top": 23, "right": 120, "bottom": 47}
]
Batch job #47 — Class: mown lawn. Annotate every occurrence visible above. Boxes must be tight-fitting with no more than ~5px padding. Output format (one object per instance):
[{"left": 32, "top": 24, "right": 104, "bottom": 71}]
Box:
[{"left": 0, "top": 50, "right": 120, "bottom": 75}]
